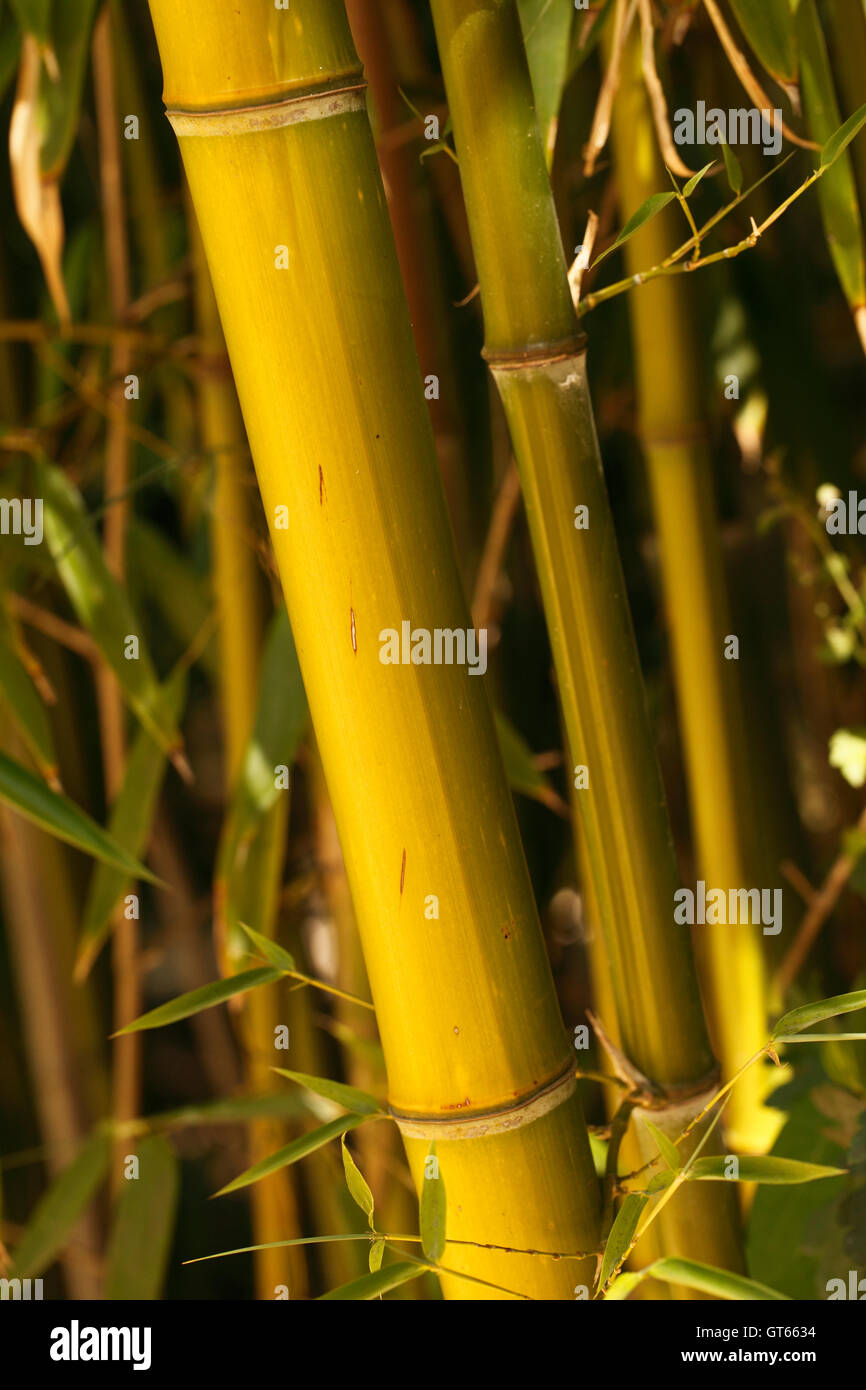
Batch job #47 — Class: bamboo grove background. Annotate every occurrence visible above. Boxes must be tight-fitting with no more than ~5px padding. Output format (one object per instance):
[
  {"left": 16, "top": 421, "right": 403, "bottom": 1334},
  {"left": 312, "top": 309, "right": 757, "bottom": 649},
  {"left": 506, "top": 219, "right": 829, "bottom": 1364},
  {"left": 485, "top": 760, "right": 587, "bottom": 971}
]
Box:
[{"left": 0, "top": 0, "right": 864, "bottom": 1302}]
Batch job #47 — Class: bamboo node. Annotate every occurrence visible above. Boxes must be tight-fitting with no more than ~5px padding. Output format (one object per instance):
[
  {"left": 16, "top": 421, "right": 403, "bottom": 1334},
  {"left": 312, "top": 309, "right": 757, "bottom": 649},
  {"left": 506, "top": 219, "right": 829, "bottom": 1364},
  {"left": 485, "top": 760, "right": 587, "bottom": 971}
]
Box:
[
  {"left": 166, "top": 82, "right": 368, "bottom": 137},
  {"left": 389, "top": 1057, "right": 576, "bottom": 1140},
  {"left": 482, "top": 335, "right": 588, "bottom": 372}
]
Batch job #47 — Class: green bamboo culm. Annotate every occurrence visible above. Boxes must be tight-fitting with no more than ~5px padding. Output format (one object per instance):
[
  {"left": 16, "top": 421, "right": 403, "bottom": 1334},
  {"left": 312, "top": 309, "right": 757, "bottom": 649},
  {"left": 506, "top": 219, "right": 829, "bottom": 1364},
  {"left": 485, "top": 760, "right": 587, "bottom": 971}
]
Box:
[
  {"left": 428, "top": 0, "right": 744, "bottom": 1280},
  {"left": 147, "top": 0, "right": 600, "bottom": 1299},
  {"left": 606, "top": 20, "right": 778, "bottom": 1157}
]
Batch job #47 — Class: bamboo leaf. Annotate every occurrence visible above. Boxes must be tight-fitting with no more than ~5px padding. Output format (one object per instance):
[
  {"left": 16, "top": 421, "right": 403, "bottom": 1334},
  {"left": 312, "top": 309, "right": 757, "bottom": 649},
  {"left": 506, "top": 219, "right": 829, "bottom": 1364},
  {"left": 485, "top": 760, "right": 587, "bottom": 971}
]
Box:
[
  {"left": 821, "top": 100, "right": 866, "bottom": 170},
  {"left": 721, "top": 140, "right": 744, "bottom": 195},
  {"left": 518, "top": 0, "right": 574, "bottom": 166},
  {"left": 773, "top": 989, "right": 866, "bottom": 1038},
  {"left": 341, "top": 1135, "right": 375, "bottom": 1229},
  {"left": 368, "top": 1237, "right": 385, "bottom": 1273},
  {"left": 239, "top": 922, "right": 296, "bottom": 973},
  {"left": 39, "top": 0, "right": 99, "bottom": 177},
  {"left": 645, "top": 1120, "right": 681, "bottom": 1171},
  {"left": 271, "top": 1068, "right": 383, "bottom": 1116},
  {"left": 688, "top": 1155, "right": 847, "bottom": 1183},
  {"left": 606, "top": 1256, "right": 789, "bottom": 1301},
  {"left": 215, "top": 1115, "right": 367, "bottom": 1196},
  {"left": 104, "top": 1136, "right": 179, "bottom": 1300},
  {"left": 420, "top": 1146, "right": 446, "bottom": 1262},
  {"left": 0, "top": 601, "right": 58, "bottom": 786},
  {"left": 75, "top": 667, "right": 187, "bottom": 979},
  {"left": 127, "top": 518, "right": 218, "bottom": 680},
  {"left": 0, "top": 748, "right": 156, "bottom": 880},
  {"left": 682, "top": 161, "right": 715, "bottom": 198},
  {"left": 116, "top": 967, "right": 283, "bottom": 1035},
  {"left": 494, "top": 709, "right": 565, "bottom": 813},
  {"left": 594, "top": 192, "right": 678, "bottom": 266},
  {"left": 728, "top": 0, "right": 798, "bottom": 87},
  {"left": 10, "top": 1132, "right": 110, "bottom": 1277},
  {"left": 140, "top": 1091, "right": 306, "bottom": 1132},
  {"left": 37, "top": 459, "right": 188, "bottom": 773},
  {"left": 319, "top": 1261, "right": 423, "bottom": 1300},
  {"left": 797, "top": 2, "right": 865, "bottom": 317},
  {"left": 598, "top": 1192, "right": 647, "bottom": 1290}
]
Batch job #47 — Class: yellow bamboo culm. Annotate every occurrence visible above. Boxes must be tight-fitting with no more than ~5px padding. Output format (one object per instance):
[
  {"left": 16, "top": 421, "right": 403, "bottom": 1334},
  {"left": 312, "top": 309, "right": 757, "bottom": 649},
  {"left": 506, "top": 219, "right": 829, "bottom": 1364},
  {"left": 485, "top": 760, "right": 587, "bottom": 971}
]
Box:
[
  {"left": 149, "top": 0, "right": 600, "bottom": 1299},
  {"left": 607, "top": 23, "right": 779, "bottom": 1154}
]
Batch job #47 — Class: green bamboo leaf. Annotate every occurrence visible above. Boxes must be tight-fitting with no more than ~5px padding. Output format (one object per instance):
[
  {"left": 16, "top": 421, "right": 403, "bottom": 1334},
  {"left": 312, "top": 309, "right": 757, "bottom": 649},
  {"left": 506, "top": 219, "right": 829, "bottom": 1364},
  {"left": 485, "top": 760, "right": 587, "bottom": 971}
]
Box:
[
  {"left": 645, "top": 1120, "right": 681, "bottom": 1171},
  {"left": 798, "top": 2, "right": 865, "bottom": 317},
  {"left": 518, "top": 0, "right": 574, "bottom": 166},
  {"left": 215, "top": 1114, "right": 366, "bottom": 1196},
  {"left": 9, "top": 0, "right": 50, "bottom": 41},
  {"left": 594, "top": 192, "right": 678, "bottom": 266},
  {"left": 141, "top": 1091, "right": 305, "bottom": 1132},
  {"left": 104, "top": 1136, "right": 179, "bottom": 1300},
  {"left": 598, "top": 1192, "right": 647, "bottom": 1290},
  {"left": 689, "top": 1155, "right": 847, "bottom": 1183},
  {"left": 821, "top": 100, "right": 866, "bottom": 170},
  {"left": 239, "top": 922, "right": 296, "bottom": 973},
  {"left": 605, "top": 1256, "right": 788, "bottom": 1301},
  {"left": 0, "top": 602, "right": 58, "bottom": 786},
  {"left": 721, "top": 141, "right": 744, "bottom": 195},
  {"left": 728, "top": 0, "right": 798, "bottom": 87},
  {"left": 341, "top": 1135, "right": 375, "bottom": 1229},
  {"left": 117, "top": 967, "right": 282, "bottom": 1035},
  {"left": 420, "top": 1146, "right": 446, "bottom": 1262},
  {"left": 10, "top": 1133, "right": 110, "bottom": 1278},
  {"left": 75, "top": 668, "right": 187, "bottom": 979},
  {"left": 0, "top": 749, "right": 156, "bottom": 880},
  {"left": 773, "top": 989, "right": 866, "bottom": 1038},
  {"left": 682, "top": 160, "right": 715, "bottom": 198},
  {"left": 37, "top": 458, "right": 188, "bottom": 774},
  {"left": 368, "top": 1237, "right": 385, "bottom": 1273},
  {"left": 494, "top": 709, "right": 565, "bottom": 814},
  {"left": 319, "top": 1261, "right": 422, "bottom": 1301},
  {"left": 39, "top": 0, "right": 99, "bottom": 177},
  {"left": 271, "top": 1068, "right": 383, "bottom": 1116}
]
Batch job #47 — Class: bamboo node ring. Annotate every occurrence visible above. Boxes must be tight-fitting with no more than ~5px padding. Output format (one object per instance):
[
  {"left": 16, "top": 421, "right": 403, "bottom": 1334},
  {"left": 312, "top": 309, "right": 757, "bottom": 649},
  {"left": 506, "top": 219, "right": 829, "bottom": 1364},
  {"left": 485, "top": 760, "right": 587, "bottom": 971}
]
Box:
[
  {"left": 483, "top": 334, "right": 588, "bottom": 371},
  {"left": 389, "top": 1058, "right": 577, "bottom": 1140},
  {"left": 166, "top": 81, "right": 368, "bottom": 137}
]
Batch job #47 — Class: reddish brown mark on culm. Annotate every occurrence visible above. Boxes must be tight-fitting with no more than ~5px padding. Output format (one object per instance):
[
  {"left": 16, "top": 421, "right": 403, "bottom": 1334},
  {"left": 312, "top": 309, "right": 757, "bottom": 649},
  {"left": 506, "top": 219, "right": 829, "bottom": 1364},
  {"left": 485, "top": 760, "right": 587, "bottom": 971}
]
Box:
[
  {"left": 400, "top": 847, "right": 406, "bottom": 895},
  {"left": 350, "top": 607, "right": 357, "bottom": 654}
]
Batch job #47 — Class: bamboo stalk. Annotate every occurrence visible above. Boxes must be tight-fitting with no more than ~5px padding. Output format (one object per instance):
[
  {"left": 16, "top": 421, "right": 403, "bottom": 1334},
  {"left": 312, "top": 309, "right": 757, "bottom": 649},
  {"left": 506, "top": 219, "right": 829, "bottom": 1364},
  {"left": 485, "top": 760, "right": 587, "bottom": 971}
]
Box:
[
  {"left": 428, "top": 0, "right": 743, "bottom": 1276},
  {"left": 605, "top": 22, "right": 777, "bottom": 1155},
  {"left": 147, "top": 0, "right": 600, "bottom": 1299}
]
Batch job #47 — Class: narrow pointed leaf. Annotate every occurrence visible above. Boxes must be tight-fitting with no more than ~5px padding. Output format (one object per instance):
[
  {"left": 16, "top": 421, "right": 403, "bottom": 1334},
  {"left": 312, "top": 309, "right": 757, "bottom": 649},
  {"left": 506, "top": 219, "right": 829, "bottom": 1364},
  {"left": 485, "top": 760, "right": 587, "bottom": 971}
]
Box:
[
  {"left": 341, "top": 1135, "right": 375, "bottom": 1229},
  {"left": 689, "top": 1155, "right": 847, "bottom": 1184},
  {"left": 215, "top": 1114, "right": 366, "bottom": 1196},
  {"left": 240, "top": 922, "right": 296, "bottom": 973},
  {"left": 76, "top": 668, "right": 187, "bottom": 978},
  {"left": 420, "top": 1148, "right": 447, "bottom": 1263},
  {"left": 104, "top": 1136, "right": 179, "bottom": 1300},
  {"left": 683, "top": 160, "right": 715, "bottom": 197},
  {"left": 645, "top": 1120, "right": 681, "bottom": 1171},
  {"left": 319, "top": 1261, "right": 423, "bottom": 1300},
  {"left": 728, "top": 0, "right": 798, "bottom": 86},
  {"left": 598, "top": 1192, "right": 647, "bottom": 1290},
  {"left": 518, "top": 0, "right": 574, "bottom": 165},
  {"left": 721, "top": 140, "right": 744, "bottom": 195},
  {"left": 594, "top": 192, "right": 677, "bottom": 266},
  {"left": 368, "top": 1237, "right": 385, "bottom": 1273},
  {"left": 0, "top": 749, "right": 156, "bottom": 879},
  {"left": 821, "top": 100, "right": 866, "bottom": 170},
  {"left": 39, "top": 0, "right": 99, "bottom": 177},
  {"left": 37, "top": 459, "right": 187, "bottom": 770},
  {"left": 10, "top": 1133, "right": 110, "bottom": 1278},
  {"left": 773, "top": 989, "right": 866, "bottom": 1038},
  {"left": 271, "top": 1068, "right": 383, "bottom": 1116},
  {"left": 494, "top": 710, "right": 565, "bottom": 813},
  {"left": 117, "top": 967, "right": 282, "bottom": 1035},
  {"left": 606, "top": 1257, "right": 788, "bottom": 1301}
]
